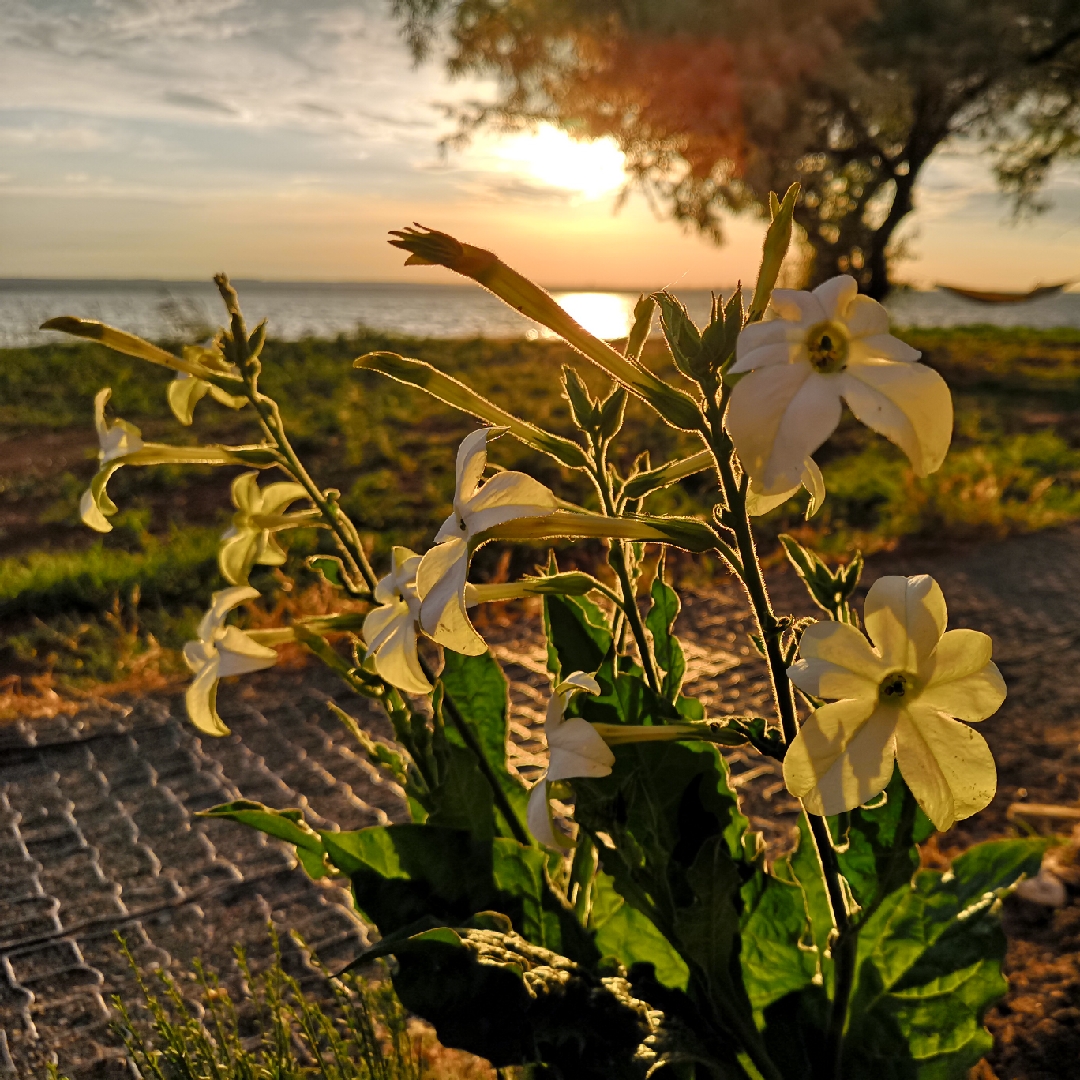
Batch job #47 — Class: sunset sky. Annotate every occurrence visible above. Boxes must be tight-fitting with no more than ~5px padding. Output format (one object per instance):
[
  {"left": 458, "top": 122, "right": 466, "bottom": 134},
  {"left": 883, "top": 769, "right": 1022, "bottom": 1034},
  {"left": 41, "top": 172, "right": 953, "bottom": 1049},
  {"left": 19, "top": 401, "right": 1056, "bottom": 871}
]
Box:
[{"left": 2, "top": 0, "right": 1079, "bottom": 290}]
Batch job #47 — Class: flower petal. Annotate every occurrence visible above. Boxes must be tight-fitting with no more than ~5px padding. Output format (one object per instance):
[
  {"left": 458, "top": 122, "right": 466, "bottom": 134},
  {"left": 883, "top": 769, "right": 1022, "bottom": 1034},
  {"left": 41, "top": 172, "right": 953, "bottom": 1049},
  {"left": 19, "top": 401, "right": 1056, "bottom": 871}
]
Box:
[
  {"left": 849, "top": 333, "right": 921, "bottom": 365},
  {"left": 527, "top": 780, "right": 569, "bottom": 848},
  {"left": 770, "top": 289, "right": 826, "bottom": 325},
  {"left": 843, "top": 294, "right": 891, "bottom": 338},
  {"left": 464, "top": 470, "right": 558, "bottom": 535},
  {"left": 231, "top": 471, "right": 261, "bottom": 515},
  {"left": 185, "top": 654, "right": 230, "bottom": 737},
  {"left": 728, "top": 363, "right": 843, "bottom": 495},
  {"left": 840, "top": 361, "right": 952, "bottom": 477},
  {"left": 794, "top": 620, "right": 887, "bottom": 684},
  {"left": 802, "top": 457, "right": 825, "bottom": 518},
  {"left": 455, "top": 428, "right": 492, "bottom": 503},
  {"left": 919, "top": 630, "right": 1005, "bottom": 722},
  {"left": 197, "top": 585, "right": 261, "bottom": 642},
  {"left": 259, "top": 480, "right": 309, "bottom": 516},
  {"left": 812, "top": 276, "right": 858, "bottom": 321},
  {"left": 219, "top": 530, "right": 260, "bottom": 586},
  {"left": 731, "top": 319, "right": 792, "bottom": 374},
  {"left": 548, "top": 718, "right": 615, "bottom": 779},
  {"left": 216, "top": 625, "right": 278, "bottom": 677},
  {"left": 894, "top": 704, "right": 996, "bottom": 831},
  {"left": 864, "top": 575, "right": 946, "bottom": 670},
  {"left": 556, "top": 672, "right": 602, "bottom": 697},
  {"left": 745, "top": 477, "right": 800, "bottom": 517},
  {"left": 417, "top": 539, "right": 487, "bottom": 655},
  {"left": 370, "top": 608, "right": 432, "bottom": 695},
  {"left": 783, "top": 698, "right": 896, "bottom": 816}
]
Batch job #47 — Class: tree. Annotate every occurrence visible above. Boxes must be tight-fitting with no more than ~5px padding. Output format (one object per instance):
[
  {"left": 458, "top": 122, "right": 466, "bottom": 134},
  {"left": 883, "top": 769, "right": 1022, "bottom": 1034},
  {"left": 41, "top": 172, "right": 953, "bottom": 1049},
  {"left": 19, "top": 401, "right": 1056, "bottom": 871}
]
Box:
[{"left": 392, "top": 0, "right": 1080, "bottom": 297}]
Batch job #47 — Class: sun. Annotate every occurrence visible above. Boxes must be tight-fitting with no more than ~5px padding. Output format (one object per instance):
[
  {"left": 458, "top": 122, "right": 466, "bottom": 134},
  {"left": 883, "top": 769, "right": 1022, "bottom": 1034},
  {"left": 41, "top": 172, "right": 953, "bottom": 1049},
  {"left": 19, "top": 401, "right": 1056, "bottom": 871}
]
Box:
[{"left": 495, "top": 124, "right": 627, "bottom": 199}]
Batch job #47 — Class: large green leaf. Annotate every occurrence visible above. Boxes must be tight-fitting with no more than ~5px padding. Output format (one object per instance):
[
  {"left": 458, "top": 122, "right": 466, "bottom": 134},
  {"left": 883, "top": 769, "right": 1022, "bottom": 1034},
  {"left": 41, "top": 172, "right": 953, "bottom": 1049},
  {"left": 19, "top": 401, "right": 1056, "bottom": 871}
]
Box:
[
  {"left": 842, "top": 838, "right": 1047, "bottom": 1079},
  {"left": 590, "top": 871, "right": 689, "bottom": 991},
  {"left": 439, "top": 651, "right": 529, "bottom": 836}
]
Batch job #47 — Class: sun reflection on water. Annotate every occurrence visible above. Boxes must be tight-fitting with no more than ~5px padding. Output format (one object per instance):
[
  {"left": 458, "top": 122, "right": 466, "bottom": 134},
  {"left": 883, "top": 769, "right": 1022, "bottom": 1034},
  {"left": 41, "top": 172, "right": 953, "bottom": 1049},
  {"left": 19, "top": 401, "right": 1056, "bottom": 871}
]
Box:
[{"left": 539, "top": 291, "right": 638, "bottom": 342}]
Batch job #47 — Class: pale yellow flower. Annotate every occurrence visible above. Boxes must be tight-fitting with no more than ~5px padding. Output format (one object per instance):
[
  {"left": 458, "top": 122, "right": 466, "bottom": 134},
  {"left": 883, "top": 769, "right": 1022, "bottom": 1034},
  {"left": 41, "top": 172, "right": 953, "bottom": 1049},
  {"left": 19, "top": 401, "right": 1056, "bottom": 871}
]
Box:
[
  {"left": 81, "top": 388, "right": 250, "bottom": 533},
  {"left": 417, "top": 428, "right": 557, "bottom": 655},
  {"left": 362, "top": 546, "right": 433, "bottom": 696},
  {"left": 182, "top": 586, "right": 278, "bottom": 737},
  {"left": 727, "top": 276, "right": 952, "bottom": 496},
  {"left": 218, "top": 471, "right": 313, "bottom": 586},
  {"left": 783, "top": 574, "right": 1004, "bottom": 830},
  {"left": 527, "top": 673, "right": 611, "bottom": 848}
]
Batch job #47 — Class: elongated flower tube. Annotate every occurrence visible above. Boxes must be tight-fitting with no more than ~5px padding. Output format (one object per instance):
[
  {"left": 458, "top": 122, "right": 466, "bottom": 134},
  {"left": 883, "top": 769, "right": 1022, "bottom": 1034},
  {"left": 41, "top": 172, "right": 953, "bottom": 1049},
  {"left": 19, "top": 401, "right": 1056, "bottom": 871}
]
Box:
[
  {"left": 527, "top": 673, "right": 611, "bottom": 848},
  {"left": 745, "top": 457, "right": 825, "bottom": 518},
  {"left": 783, "top": 574, "right": 1005, "bottom": 830},
  {"left": 182, "top": 586, "right": 278, "bottom": 737},
  {"left": 219, "top": 471, "right": 315, "bottom": 586},
  {"left": 81, "top": 389, "right": 263, "bottom": 532},
  {"left": 417, "top": 428, "right": 558, "bottom": 654},
  {"left": 389, "top": 225, "right": 702, "bottom": 431},
  {"left": 362, "top": 546, "right": 433, "bottom": 695},
  {"left": 727, "top": 276, "right": 952, "bottom": 496}
]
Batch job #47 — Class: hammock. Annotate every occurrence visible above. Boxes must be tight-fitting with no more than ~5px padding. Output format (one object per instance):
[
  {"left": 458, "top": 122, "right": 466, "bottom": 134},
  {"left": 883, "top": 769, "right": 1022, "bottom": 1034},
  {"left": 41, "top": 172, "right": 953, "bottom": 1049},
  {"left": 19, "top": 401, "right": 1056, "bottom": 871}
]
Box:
[{"left": 937, "top": 282, "right": 1072, "bottom": 304}]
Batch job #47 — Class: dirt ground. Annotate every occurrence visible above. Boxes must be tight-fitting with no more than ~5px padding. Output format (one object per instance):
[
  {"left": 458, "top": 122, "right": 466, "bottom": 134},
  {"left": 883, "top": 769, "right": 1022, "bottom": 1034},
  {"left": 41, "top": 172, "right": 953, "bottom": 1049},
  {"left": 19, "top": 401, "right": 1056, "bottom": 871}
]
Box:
[{"left": 4, "top": 523, "right": 1080, "bottom": 1077}]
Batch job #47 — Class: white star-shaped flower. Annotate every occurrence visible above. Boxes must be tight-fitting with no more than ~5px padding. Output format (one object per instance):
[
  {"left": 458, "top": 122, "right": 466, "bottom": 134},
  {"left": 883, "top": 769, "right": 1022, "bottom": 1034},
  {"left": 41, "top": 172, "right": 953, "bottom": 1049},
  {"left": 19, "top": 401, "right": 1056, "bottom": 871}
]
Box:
[
  {"left": 527, "top": 672, "right": 612, "bottom": 848},
  {"left": 362, "top": 546, "right": 433, "bottom": 695},
  {"left": 727, "top": 276, "right": 952, "bottom": 496},
  {"left": 783, "top": 574, "right": 1005, "bottom": 830},
  {"left": 182, "top": 586, "right": 278, "bottom": 737},
  {"left": 417, "top": 428, "right": 557, "bottom": 655}
]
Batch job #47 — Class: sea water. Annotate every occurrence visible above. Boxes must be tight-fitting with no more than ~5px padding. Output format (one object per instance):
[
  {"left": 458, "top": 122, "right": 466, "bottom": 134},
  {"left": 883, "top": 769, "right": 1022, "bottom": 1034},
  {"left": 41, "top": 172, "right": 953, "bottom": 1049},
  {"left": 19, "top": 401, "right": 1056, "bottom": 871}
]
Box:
[{"left": 2, "top": 279, "right": 1079, "bottom": 350}]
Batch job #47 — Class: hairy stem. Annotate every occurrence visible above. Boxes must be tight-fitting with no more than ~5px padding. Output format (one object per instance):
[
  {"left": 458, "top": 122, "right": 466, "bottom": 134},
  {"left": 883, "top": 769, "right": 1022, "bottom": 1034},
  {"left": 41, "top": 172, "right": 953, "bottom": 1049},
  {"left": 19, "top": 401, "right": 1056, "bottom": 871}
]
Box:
[{"left": 703, "top": 386, "right": 853, "bottom": 1077}]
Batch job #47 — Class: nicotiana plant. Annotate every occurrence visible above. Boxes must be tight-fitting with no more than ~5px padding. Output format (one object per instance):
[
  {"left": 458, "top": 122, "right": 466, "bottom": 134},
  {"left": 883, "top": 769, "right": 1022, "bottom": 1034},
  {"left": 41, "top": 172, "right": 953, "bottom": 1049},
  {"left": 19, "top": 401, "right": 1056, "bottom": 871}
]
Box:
[{"left": 45, "top": 185, "right": 1045, "bottom": 1080}]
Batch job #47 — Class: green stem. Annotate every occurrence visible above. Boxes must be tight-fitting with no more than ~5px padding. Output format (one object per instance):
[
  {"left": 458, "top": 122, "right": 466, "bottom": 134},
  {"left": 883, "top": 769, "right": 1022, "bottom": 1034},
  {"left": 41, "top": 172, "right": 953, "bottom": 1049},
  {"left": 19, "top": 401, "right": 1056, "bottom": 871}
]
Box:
[
  {"left": 703, "top": 384, "right": 854, "bottom": 1078},
  {"left": 593, "top": 440, "right": 662, "bottom": 695}
]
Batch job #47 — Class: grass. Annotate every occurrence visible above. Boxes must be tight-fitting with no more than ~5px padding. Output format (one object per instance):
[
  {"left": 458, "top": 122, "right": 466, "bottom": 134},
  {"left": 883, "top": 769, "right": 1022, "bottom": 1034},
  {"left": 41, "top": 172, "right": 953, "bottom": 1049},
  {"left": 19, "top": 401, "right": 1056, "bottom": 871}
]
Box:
[
  {"left": 47, "top": 929, "right": 493, "bottom": 1080},
  {"left": 2, "top": 322, "right": 1080, "bottom": 692}
]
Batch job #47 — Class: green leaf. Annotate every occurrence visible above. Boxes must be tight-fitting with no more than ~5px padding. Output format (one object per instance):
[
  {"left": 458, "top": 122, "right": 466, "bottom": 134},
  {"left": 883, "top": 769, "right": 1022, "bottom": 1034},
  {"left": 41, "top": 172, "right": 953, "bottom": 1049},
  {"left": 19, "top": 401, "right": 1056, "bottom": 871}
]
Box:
[
  {"left": 645, "top": 554, "right": 686, "bottom": 701},
  {"left": 590, "top": 871, "right": 689, "bottom": 991},
  {"left": 739, "top": 869, "right": 821, "bottom": 1016},
  {"left": 439, "top": 651, "right": 529, "bottom": 836},
  {"left": 197, "top": 800, "right": 328, "bottom": 879},
  {"left": 842, "top": 837, "right": 1047, "bottom": 1079},
  {"left": 322, "top": 825, "right": 494, "bottom": 933},
  {"left": 653, "top": 291, "right": 703, "bottom": 380},
  {"left": 543, "top": 590, "right": 613, "bottom": 680}
]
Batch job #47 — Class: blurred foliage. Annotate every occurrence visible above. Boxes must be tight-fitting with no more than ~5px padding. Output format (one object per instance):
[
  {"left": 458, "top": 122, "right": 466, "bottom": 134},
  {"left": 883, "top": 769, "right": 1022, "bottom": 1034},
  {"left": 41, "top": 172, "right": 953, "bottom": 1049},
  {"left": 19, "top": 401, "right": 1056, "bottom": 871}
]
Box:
[
  {"left": 392, "top": 0, "right": 1080, "bottom": 296},
  {"left": 2, "top": 324, "right": 1080, "bottom": 687}
]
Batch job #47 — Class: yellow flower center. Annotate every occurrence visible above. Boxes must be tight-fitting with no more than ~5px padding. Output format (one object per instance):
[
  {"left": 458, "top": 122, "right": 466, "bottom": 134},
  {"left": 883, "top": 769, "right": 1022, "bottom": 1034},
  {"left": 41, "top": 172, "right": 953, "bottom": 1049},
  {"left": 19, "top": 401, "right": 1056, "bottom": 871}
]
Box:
[
  {"left": 806, "top": 321, "right": 849, "bottom": 373},
  {"left": 878, "top": 671, "right": 913, "bottom": 703}
]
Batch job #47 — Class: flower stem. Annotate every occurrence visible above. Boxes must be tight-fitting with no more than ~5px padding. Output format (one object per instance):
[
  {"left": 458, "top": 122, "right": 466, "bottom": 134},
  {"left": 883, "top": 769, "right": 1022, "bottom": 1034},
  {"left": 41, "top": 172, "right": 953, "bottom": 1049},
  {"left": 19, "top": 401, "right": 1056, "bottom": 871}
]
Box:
[{"left": 703, "top": 383, "right": 854, "bottom": 1077}]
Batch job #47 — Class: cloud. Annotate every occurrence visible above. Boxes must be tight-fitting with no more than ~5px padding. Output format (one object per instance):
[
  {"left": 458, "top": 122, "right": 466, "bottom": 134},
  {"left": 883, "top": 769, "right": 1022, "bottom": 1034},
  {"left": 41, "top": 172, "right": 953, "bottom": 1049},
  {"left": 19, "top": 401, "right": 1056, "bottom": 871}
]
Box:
[{"left": 161, "top": 91, "right": 238, "bottom": 116}]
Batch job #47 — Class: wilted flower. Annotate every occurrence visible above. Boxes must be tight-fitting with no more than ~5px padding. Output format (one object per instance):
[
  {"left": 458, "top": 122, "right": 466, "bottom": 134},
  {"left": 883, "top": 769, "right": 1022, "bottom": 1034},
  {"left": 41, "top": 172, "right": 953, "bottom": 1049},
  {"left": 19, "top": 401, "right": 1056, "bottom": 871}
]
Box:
[
  {"left": 527, "top": 673, "right": 611, "bottom": 848},
  {"left": 182, "top": 586, "right": 278, "bottom": 737},
  {"left": 219, "top": 471, "right": 314, "bottom": 586},
  {"left": 727, "top": 276, "right": 952, "bottom": 496},
  {"left": 783, "top": 574, "right": 1004, "bottom": 831},
  {"left": 417, "top": 428, "right": 557, "bottom": 655},
  {"left": 362, "top": 546, "right": 433, "bottom": 695}
]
